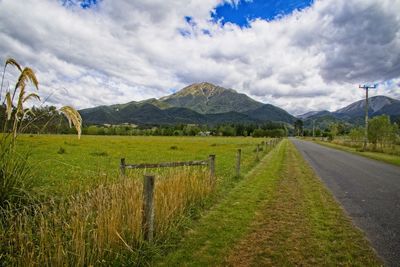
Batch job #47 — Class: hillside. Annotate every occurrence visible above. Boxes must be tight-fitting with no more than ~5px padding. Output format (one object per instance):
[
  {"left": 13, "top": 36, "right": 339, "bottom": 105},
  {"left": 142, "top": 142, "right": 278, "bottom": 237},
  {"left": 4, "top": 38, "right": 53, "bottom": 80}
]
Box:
[
  {"left": 335, "top": 95, "right": 400, "bottom": 117},
  {"left": 245, "top": 104, "right": 296, "bottom": 123},
  {"left": 299, "top": 95, "right": 400, "bottom": 128},
  {"left": 160, "top": 82, "right": 264, "bottom": 114},
  {"left": 80, "top": 82, "right": 296, "bottom": 125}
]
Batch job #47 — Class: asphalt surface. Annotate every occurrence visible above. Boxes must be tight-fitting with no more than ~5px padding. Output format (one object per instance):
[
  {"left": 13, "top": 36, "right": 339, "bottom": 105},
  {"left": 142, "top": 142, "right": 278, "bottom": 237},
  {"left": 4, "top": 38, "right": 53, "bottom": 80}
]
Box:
[{"left": 291, "top": 139, "right": 400, "bottom": 266}]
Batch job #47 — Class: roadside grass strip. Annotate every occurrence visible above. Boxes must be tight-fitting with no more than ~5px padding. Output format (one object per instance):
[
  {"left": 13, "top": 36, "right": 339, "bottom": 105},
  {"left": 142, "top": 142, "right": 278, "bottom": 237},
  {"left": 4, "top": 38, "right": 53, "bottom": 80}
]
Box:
[
  {"left": 225, "top": 141, "right": 381, "bottom": 266},
  {"left": 157, "top": 140, "right": 287, "bottom": 266},
  {"left": 314, "top": 140, "right": 400, "bottom": 167},
  {"left": 159, "top": 140, "right": 381, "bottom": 266}
]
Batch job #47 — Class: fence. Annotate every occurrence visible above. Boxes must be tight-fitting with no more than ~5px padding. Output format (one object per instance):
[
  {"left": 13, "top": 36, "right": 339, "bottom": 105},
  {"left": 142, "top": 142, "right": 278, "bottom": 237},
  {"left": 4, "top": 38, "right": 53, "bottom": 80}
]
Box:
[
  {"left": 120, "top": 155, "right": 215, "bottom": 179},
  {"left": 119, "top": 138, "right": 281, "bottom": 242}
]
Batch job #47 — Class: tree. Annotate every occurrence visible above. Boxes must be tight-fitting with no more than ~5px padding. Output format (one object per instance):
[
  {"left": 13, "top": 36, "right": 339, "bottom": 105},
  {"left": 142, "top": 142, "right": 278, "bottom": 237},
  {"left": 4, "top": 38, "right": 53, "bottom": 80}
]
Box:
[
  {"left": 349, "top": 127, "right": 364, "bottom": 146},
  {"left": 368, "top": 115, "right": 396, "bottom": 150},
  {"left": 294, "top": 119, "right": 303, "bottom": 136},
  {"left": 329, "top": 123, "right": 339, "bottom": 141}
]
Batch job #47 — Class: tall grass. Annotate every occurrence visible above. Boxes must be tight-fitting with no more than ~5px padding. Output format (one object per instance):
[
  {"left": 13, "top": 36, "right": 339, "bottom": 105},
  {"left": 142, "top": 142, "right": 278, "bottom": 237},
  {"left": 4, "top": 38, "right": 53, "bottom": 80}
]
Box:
[
  {"left": 1, "top": 167, "right": 213, "bottom": 266},
  {"left": 0, "top": 57, "right": 82, "bottom": 208},
  {"left": 0, "top": 136, "right": 35, "bottom": 207}
]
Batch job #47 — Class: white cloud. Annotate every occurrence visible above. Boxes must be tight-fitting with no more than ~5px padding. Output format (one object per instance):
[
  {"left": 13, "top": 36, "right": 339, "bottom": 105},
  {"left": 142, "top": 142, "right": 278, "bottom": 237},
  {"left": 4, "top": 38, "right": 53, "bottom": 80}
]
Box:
[{"left": 0, "top": 0, "right": 399, "bottom": 115}]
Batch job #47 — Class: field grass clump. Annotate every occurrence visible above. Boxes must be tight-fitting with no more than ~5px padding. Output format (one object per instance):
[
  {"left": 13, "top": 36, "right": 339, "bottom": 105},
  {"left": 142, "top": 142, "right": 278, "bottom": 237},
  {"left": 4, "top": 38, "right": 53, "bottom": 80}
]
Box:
[
  {"left": 57, "top": 146, "right": 66, "bottom": 154},
  {"left": 1, "top": 167, "right": 212, "bottom": 266},
  {"left": 90, "top": 151, "right": 109, "bottom": 157}
]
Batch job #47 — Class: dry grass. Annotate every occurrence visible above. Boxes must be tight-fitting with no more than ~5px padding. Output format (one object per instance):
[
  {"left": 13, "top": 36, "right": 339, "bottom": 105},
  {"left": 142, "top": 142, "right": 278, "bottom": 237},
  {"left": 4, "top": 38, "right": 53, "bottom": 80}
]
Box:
[{"left": 0, "top": 167, "right": 212, "bottom": 266}]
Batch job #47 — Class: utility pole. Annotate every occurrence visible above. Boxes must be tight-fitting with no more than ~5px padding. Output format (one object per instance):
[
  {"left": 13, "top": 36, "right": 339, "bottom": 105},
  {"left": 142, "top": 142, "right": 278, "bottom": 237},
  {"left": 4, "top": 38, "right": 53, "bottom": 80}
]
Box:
[
  {"left": 359, "top": 84, "right": 377, "bottom": 150},
  {"left": 312, "top": 119, "right": 315, "bottom": 139}
]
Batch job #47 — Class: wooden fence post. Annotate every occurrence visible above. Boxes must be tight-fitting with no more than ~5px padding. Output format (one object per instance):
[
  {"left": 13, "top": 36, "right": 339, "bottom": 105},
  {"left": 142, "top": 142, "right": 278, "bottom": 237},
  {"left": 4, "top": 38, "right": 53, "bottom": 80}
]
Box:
[
  {"left": 142, "top": 174, "right": 155, "bottom": 242},
  {"left": 256, "top": 144, "right": 260, "bottom": 161},
  {"left": 236, "top": 149, "right": 241, "bottom": 177},
  {"left": 120, "top": 158, "right": 126, "bottom": 178},
  {"left": 209, "top": 155, "right": 216, "bottom": 184}
]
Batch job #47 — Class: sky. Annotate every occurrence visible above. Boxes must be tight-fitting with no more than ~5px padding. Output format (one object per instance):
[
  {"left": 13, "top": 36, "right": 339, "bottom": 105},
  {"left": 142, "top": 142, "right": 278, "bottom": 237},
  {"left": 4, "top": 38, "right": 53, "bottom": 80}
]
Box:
[{"left": 0, "top": 0, "right": 399, "bottom": 115}]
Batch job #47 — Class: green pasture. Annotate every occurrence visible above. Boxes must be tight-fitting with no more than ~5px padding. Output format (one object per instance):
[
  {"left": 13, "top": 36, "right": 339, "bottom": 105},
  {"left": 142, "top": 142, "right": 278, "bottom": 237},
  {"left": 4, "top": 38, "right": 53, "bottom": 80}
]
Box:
[{"left": 16, "top": 135, "right": 269, "bottom": 195}]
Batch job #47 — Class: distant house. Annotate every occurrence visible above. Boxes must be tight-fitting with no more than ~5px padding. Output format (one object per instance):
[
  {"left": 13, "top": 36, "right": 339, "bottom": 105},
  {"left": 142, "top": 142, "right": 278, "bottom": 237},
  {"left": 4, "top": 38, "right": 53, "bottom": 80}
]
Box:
[{"left": 198, "top": 131, "right": 211, "bottom": 136}]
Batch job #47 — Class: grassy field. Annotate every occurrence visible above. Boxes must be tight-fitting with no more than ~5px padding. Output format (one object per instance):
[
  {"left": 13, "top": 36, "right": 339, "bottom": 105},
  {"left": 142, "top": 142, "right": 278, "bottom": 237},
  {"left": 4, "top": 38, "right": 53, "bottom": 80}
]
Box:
[
  {"left": 159, "top": 140, "right": 380, "bottom": 266},
  {"left": 306, "top": 138, "right": 400, "bottom": 166},
  {"left": 2, "top": 134, "right": 273, "bottom": 265},
  {"left": 16, "top": 135, "right": 269, "bottom": 195}
]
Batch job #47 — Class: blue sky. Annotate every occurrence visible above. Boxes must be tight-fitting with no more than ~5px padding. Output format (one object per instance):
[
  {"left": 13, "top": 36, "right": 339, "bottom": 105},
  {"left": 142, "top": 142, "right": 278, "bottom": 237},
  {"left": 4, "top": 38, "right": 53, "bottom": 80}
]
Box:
[
  {"left": 212, "top": 0, "right": 314, "bottom": 27},
  {"left": 0, "top": 0, "right": 399, "bottom": 114}
]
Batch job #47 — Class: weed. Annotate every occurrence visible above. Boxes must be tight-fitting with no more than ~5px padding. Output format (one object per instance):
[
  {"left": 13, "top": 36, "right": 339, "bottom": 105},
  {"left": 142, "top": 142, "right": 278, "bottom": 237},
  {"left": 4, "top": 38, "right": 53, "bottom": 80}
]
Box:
[{"left": 57, "top": 147, "right": 66, "bottom": 154}]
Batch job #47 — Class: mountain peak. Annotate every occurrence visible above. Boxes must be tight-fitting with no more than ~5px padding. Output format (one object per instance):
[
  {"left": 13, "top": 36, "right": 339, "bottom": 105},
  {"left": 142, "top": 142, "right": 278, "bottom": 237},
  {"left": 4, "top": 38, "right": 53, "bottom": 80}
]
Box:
[
  {"left": 160, "top": 82, "right": 262, "bottom": 114},
  {"left": 165, "top": 82, "right": 235, "bottom": 99}
]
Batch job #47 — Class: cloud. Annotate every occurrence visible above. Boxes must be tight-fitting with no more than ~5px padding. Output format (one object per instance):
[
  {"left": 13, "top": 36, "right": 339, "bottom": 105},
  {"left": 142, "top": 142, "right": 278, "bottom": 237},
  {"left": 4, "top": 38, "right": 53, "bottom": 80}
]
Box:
[{"left": 0, "top": 0, "right": 399, "bottom": 116}]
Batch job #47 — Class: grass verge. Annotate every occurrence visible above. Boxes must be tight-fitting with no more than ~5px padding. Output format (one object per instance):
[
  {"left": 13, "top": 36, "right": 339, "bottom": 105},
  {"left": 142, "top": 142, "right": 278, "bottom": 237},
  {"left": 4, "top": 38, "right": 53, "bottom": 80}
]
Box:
[
  {"left": 225, "top": 141, "right": 380, "bottom": 266},
  {"left": 157, "top": 140, "right": 381, "bottom": 266},
  {"left": 156, "top": 141, "right": 287, "bottom": 265},
  {"left": 312, "top": 140, "right": 400, "bottom": 167}
]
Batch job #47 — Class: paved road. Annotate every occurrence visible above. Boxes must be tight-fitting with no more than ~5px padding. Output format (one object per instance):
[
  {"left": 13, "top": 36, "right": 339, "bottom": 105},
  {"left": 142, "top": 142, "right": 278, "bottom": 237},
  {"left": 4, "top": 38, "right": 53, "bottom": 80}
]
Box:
[{"left": 291, "top": 139, "right": 400, "bottom": 266}]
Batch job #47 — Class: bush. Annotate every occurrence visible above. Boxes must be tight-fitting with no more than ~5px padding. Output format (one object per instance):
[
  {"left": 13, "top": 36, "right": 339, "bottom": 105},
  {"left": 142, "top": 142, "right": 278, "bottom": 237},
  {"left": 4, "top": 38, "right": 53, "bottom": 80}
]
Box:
[{"left": 327, "top": 133, "right": 334, "bottom": 141}]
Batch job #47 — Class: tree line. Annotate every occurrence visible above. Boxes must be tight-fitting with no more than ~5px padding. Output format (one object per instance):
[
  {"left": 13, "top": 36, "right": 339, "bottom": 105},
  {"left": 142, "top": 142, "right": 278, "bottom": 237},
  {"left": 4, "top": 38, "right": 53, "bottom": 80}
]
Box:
[
  {"left": 1, "top": 105, "right": 289, "bottom": 137},
  {"left": 293, "top": 116, "right": 400, "bottom": 149},
  {"left": 82, "top": 121, "right": 288, "bottom": 137}
]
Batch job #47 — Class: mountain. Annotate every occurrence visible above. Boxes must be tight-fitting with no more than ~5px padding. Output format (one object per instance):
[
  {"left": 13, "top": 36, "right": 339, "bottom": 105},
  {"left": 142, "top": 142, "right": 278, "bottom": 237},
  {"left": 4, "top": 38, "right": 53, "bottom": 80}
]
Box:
[
  {"left": 80, "top": 103, "right": 260, "bottom": 125},
  {"left": 300, "top": 95, "right": 400, "bottom": 128},
  {"left": 335, "top": 95, "right": 400, "bottom": 118},
  {"left": 160, "top": 82, "right": 264, "bottom": 114},
  {"left": 375, "top": 101, "right": 400, "bottom": 116},
  {"left": 80, "top": 82, "right": 296, "bottom": 125},
  {"left": 297, "top": 110, "right": 331, "bottom": 120},
  {"left": 245, "top": 104, "right": 296, "bottom": 123}
]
